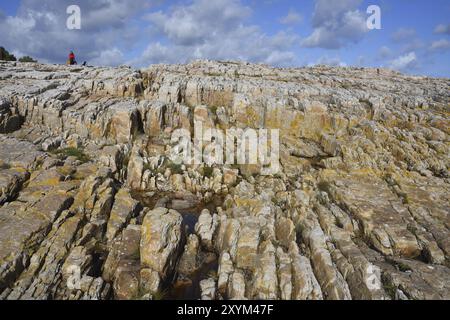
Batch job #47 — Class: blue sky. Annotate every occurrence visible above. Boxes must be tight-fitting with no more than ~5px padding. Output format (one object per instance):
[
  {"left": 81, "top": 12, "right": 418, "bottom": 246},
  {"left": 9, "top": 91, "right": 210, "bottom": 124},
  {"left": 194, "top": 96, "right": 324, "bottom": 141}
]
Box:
[{"left": 0, "top": 0, "right": 449, "bottom": 77}]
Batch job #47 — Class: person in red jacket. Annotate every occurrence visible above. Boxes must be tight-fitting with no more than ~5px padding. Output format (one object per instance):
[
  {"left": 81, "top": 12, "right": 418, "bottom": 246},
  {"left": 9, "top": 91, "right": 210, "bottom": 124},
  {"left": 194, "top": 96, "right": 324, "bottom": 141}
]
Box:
[{"left": 68, "top": 51, "right": 77, "bottom": 65}]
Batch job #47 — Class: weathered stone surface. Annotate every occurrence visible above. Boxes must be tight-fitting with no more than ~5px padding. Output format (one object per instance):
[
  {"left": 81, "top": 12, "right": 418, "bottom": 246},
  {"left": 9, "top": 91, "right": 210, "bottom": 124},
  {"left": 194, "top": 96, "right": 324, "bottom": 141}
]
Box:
[
  {"left": 140, "top": 268, "right": 161, "bottom": 295},
  {"left": 0, "top": 99, "right": 22, "bottom": 133},
  {"left": 0, "top": 136, "right": 44, "bottom": 170},
  {"left": 177, "top": 234, "right": 200, "bottom": 275},
  {"left": 217, "top": 252, "right": 234, "bottom": 296},
  {"left": 103, "top": 225, "right": 141, "bottom": 300},
  {"left": 252, "top": 241, "right": 278, "bottom": 300},
  {"left": 0, "top": 168, "right": 30, "bottom": 205},
  {"left": 275, "top": 216, "right": 296, "bottom": 248},
  {"left": 277, "top": 247, "right": 292, "bottom": 300},
  {"left": 106, "top": 188, "right": 141, "bottom": 243},
  {"left": 0, "top": 60, "right": 448, "bottom": 300},
  {"left": 62, "top": 246, "right": 93, "bottom": 281},
  {"left": 299, "top": 210, "right": 352, "bottom": 300},
  {"left": 0, "top": 135, "right": 45, "bottom": 204},
  {"left": 380, "top": 258, "right": 450, "bottom": 300},
  {"left": 289, "top": 242, "right": 323, "bottom": 300},
  {"left": 6, "top": 212, "right": 83, "bottom": 299},
  {"left": 235, "top": 216, "right": 261, "bottom": 270},
  {"left": 103, "top": 225, "right": 141, "bottom": 283},
  {"left": 0, "top": 203, "right": 51, "bottom": 292},
  {"left": 200, "top": 278, "right": 216, "bottom": 300},
  {"left": 140, "top": 208, "right": 184, "bottom": 279},
  {"left": 195, "top": 209, "right": 219, "bottom": 251},
  {"left": 319, "top": 170, "right": 421, "bottom": 258},
  {"left": 227, "top": 271, "right": 246, "bottom": 300}
]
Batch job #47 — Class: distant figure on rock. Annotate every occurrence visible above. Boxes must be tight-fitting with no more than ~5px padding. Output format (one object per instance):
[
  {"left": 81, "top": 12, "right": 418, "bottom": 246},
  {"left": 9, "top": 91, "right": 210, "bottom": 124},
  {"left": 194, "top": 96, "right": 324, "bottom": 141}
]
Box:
[{"left": 67, "top": 51, "right": 77, "bottom": 65}]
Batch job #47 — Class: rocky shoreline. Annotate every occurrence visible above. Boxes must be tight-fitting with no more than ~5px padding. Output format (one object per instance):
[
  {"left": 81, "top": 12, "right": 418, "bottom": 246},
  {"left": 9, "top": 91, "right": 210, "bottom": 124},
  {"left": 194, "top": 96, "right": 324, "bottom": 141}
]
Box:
[{"left": 0, "top": 60, "right": 449, "bottom": 300}]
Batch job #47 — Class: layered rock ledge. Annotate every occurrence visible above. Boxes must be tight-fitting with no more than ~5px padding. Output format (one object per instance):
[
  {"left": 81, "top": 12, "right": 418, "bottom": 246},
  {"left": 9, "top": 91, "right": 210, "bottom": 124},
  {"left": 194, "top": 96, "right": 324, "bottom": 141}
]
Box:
[{"left": 0, "top": 60, "right": 449, "bottom": 300}]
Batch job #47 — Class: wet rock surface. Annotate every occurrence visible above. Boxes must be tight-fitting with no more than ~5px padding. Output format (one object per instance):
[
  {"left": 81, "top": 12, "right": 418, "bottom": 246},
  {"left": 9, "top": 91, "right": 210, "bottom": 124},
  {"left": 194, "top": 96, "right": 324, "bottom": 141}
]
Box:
[{"left": 0, "top": 60, "right": 449, "bottom": 300}]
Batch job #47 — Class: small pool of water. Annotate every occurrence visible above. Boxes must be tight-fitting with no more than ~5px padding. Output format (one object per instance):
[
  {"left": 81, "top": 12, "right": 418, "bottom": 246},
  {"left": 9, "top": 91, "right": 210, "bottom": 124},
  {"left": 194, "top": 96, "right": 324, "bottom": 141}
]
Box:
[
  {"left": 166, "top": 255, "right": 218, "bottom": 300},
  {"left": 181, "top": 213, "right": 198, "bottom": 235},
  {"left": 130, "top": 191, "right": 223, "bottom": 300},
  {"left": 131, "top": 191, "right": 224, "bottom": 214}
]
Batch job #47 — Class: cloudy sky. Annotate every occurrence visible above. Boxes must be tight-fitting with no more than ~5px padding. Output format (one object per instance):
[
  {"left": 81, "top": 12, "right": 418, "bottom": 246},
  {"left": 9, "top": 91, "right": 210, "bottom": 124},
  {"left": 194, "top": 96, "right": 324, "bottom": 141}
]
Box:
[{"left": 0, "top": 0, "right": 449, "bottom": 77}]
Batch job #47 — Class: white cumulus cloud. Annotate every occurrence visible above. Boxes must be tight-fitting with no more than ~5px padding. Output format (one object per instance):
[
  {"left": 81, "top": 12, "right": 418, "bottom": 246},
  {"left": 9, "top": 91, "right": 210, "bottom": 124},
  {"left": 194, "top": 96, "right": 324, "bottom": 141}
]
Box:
[
  {"left": 302, "top": 0, "right": 368, "bottom": 49},
  {"left": 429, "top": 39, "right": 450, "bottom": 52},
  {"left": 133, "top": 0, "right": 299, "bottom": 67},
  {"left": 391, "top": 28, "right": 416, "bottom": 42},
  {"left": 90, "top": 48, "right": 125, "bottom": 66},
  {"left": 434, "top": 24, "right": 450, "bottom": 35},
  {"left": 280, "top": 9, "right": 303, "bottom": 25},
  {"left": 378, "top": 46, "right": 392, "bottom": 59},
  {"left": 389, "top": 52, "right": 418, "bottom": 71},
  {"left": 0, "top": 0, "right": 153, "bottom": 63}
]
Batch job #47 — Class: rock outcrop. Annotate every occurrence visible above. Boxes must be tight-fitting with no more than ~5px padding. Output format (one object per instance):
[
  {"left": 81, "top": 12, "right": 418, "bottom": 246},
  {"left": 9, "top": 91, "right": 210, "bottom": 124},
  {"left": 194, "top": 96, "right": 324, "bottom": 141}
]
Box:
[
  {"left": 140, "top": 207, "right": 184, "bottom": 279},
  {"left": 0, "top": 60, "right": 448, "bottom": 300}
]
